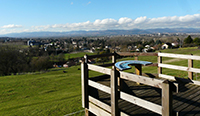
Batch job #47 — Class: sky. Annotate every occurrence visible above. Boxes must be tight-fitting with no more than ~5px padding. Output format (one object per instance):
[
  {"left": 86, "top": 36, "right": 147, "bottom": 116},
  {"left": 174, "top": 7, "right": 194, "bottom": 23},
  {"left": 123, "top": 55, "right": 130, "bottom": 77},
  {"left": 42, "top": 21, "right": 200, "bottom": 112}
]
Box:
[{"left": 1, "top": 0, "right": 200, "bottom": 35}]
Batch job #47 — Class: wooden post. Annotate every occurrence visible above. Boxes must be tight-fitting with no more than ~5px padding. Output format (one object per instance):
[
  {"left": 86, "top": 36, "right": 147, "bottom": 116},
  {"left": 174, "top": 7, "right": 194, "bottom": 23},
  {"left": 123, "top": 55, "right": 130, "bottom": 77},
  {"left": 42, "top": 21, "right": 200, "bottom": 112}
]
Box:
[
  {"left": 188, "top": 54, "right": 193, "bottom": 80},
  {"left": 111, "top": 69, "right": 119, "bottom": 116},
  {"left": 135, "top": 55, "right": 138, "bottom": 60},
  {"left": 158, "top": 51, "right": 162, "bottom": 75},
  {"left": 162, "top": 80, "right": 173, "bottom": 116},
  {"left": 111, "top": 52, "right": 119, "bottom": 116},
  {"left": 82, "top": 55, "right": 89, "bottom": 115},
  {"left": 135, "top": 64, "right": 142, "bottom": 75},
  {"left": 112, "top": 52, "right": 116, "bottom": 68},
  {"left": 112, "top": 52, "right": 120, "bottom": 89}
]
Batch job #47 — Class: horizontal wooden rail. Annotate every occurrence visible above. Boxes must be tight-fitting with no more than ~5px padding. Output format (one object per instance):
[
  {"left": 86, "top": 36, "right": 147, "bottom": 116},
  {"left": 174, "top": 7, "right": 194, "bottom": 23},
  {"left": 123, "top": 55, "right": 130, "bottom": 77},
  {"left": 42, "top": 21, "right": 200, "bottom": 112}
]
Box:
[
  {"left": 88, "top": 80, "right": 111, "bottom": 94},
  {"left": 158, "top": 53, "right": 200, "bottom": 60},
  {"left": 159, "top": 74, "right": 200, "bottom": 86},
  {"left": 88, "top": 64, "right": 111, "bottom": 75},
  {"left": 89, "top": 96, "right": 129, "bottom": 116},
  {"left": 158, "top": 63, "right": 200, "bottom": 73},
  {"left": 117, "top": 52, "right": 158, "bottom": 56},
  {"left": 89, "top": 102, "right": 111, "bottom": 116},
  {"left": 89, "top": 96, "right": 111, "bottom": 113},
  {"left": 120, "top": 71, "right": 163, "bottom": 89},
  {"left": 87, "top": 53, "right": 115, "bottom": 59},
  {"left": 120, "top": 91, "right": 162, "bottom": 115}
]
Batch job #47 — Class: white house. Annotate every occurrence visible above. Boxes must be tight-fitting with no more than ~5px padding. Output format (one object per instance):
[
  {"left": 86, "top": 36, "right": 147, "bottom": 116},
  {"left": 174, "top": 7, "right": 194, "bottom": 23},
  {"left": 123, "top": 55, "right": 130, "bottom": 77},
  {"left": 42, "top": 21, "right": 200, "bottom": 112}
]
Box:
[{"left": 162, "top": 43, "right": 172, "bottom": 49}]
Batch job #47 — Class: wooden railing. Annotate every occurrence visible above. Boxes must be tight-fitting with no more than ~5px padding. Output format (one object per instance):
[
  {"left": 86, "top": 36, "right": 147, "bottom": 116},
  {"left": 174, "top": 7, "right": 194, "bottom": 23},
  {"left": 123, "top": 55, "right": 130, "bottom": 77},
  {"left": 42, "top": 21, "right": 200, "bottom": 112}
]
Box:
[
  {"left": 81, "top": 52, "right": 178, "bottom": 116},
  {"left": 158, "top": 52, "right": 200, "bottom": 85}
]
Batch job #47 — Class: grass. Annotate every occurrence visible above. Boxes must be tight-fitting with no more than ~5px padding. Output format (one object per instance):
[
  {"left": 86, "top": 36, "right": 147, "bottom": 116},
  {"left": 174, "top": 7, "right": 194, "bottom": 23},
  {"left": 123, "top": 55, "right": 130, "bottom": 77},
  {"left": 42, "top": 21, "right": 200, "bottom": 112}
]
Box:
[
  {"left": 64, "top": 52, "right": 95, "bottom": 60},
  {"left": 1, "top": 47, "right": 200, "bottom": 116},
  {"left": 116, "top": 47, "right": 200, "bottom": 80},
  {"left": 0, "top": 66, "right": 84, "bottom": 116}
]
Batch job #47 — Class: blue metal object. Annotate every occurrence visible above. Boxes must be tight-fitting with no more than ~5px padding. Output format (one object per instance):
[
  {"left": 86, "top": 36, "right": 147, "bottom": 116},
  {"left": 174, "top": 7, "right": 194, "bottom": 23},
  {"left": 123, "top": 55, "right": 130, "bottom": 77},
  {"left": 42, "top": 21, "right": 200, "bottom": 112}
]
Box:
[{"left": 115, "top": 60, "right": 152, "bottom": 71}]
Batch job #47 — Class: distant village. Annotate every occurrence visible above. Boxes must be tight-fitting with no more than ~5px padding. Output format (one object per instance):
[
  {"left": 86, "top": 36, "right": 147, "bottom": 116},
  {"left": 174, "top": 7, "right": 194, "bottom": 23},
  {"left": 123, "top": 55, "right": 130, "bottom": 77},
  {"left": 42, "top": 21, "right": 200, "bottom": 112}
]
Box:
[{"left": 0, "top": 33, "right": 200, "bottom": 68}]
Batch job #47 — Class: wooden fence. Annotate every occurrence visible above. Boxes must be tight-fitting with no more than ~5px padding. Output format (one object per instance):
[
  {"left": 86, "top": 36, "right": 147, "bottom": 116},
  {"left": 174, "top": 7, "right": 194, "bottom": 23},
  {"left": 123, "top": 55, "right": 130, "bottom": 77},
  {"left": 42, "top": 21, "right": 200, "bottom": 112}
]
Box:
[
  {"left": 158, "top": 52, "right": 200, "bottom": 85},
  {"left": 81, "top": 52, "right": 180, "bottom": 116}
]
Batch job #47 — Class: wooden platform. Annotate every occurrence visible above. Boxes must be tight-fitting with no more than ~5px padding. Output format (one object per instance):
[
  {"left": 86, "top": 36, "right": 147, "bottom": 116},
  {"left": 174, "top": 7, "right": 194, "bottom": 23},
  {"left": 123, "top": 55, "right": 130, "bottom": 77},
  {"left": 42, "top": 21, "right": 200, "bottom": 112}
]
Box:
[{"left": 89, "top": 75, "right": 200, "bottom": 116}]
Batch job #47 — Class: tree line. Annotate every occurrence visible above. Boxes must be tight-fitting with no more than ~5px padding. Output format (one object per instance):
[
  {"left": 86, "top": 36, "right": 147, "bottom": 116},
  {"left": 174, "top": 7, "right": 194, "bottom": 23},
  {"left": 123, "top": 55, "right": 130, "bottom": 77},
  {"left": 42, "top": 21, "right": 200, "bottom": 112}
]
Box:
[{"left": 0, "top": 46, "right": 65, "bottom": 76}]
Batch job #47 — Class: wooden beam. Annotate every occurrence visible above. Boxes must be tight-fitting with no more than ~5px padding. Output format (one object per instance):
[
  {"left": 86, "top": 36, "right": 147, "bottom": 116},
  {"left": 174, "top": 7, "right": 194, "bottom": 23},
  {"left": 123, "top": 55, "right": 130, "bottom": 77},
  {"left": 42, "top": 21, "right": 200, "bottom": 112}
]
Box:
[
  {"left": 120, "top": 71, "right": 164, "bottom": 89},
  {"left": 158, "top": 52, "right": 200, "bottom": 60},
  {"left": 87, "top": 53, "right": 115, "bottom": 59},
  {"left": 89, "top": 102, "right": 111, "bottom": 116},
  {"left": 89, "top": 96, "right": 129, "bottom": 116},
  {"left": 162, "top": 80, "right": 173, "bottom": 116},
  {"left": 117, "top": 52, "right": 158, "bottom": 56},
  {"left": 88, "top": 80, "right": 111, "bottom": 94},
  {"left": 134, "top": 55, "right": 138, "bottom": 60},
  {"left": 112, "top": 51, "right": 117, "bottom": 71},
  {"left": 188, "top": 54, "right": 193, "bottom": 80},
  {"left": 111, "top": 69, "right": 119, "bottom": 116},
  {"left": 89, "top": 96, "right": 111, "bottom": 113},
  {"left": 135, "top": 64, "right": 142, "bottom": 85},
  {"left": 120, "top": 91, "right": 162, "bottom": 115},
  {"left": 135, "top": 64, "right": 142, "bottom": 75},
  {"left": 85, "top": 108, "right": 95, "bottom": 116},
  {"left": 81, "top": 60, "right": 89, "bottom": 109},
  {"left": 158, "top": 63, "right": 200, "bottom": 73},
  {"left": 84, "top": 55, "right": 88, "bottom": 63},
  {"left": 159, "top": 74, "right": 200, "bottom": 86},
  {"left": 158, "top": 51, "right": 162, "bottom": 75},
  {"left": 88, "top": 64, "right": 111, "bottom": 75}
]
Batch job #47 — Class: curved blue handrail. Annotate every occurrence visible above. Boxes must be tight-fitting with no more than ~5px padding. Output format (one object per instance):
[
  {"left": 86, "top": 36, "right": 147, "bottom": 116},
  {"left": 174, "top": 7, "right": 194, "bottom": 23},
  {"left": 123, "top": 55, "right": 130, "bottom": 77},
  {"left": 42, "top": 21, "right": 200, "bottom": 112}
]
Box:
[{"left": 115, "top": 60, "right": 152, "bottom": 71}]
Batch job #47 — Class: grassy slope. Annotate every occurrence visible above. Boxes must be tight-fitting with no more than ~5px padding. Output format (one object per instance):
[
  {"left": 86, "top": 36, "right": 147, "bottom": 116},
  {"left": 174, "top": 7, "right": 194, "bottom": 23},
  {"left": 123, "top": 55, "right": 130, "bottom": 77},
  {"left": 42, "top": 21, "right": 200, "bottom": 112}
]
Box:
[
  {"left": 0, "top": 66, "right": 84, "bottom": 116},
  {"left": 64, "top": 52, "right": 95, "bottom": 60}
]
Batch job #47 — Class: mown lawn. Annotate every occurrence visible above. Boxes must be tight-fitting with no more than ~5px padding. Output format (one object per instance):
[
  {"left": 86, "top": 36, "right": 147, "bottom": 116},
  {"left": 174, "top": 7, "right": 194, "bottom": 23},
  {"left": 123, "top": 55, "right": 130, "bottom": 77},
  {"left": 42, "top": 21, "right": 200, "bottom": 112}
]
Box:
[
  {"left": 64, "top": 52, "right": 95, "bottom": 60},
  {"left": 0, "top": 66, "right": 84, "bottom": 116}
]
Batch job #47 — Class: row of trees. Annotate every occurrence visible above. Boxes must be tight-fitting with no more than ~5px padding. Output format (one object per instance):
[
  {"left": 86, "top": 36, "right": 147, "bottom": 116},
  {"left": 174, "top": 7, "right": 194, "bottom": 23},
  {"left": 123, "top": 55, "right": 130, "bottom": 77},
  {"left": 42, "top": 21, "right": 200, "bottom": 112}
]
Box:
[
  {"left": 184, "top": 35, "right": 200, "bottom": 45},
  {"left": 0, "top": 46, "right": 53, "bottom": 76}
]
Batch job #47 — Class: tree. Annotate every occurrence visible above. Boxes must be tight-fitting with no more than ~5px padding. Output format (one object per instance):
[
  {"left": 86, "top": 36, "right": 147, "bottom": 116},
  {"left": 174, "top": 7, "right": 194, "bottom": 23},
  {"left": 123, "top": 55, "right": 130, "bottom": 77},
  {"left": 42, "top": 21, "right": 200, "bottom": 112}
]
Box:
[
  {"left": 0, "top": 46, "right": 31, "bottom": 75},
  {"left": 57, "top": 53, "right": 65, "bottom": 62},
  {"left": 30, "top": 56, "right": 52, "bottom": 71},
  {"left": 184, "top": 35, "right": 193, "bottom": 44},
  {"left": 193, "top": 37, "right": 200, "bottom": 45},
  {"left": 155, "top": 40, "right": 162, "bottom": 45}
]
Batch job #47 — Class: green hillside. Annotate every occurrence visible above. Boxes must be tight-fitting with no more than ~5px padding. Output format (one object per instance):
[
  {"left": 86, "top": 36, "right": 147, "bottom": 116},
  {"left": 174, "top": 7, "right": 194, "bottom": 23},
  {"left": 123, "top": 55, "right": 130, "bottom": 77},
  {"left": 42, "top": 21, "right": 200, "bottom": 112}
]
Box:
[
  {"left": 1, "top": 47, "right": 200, "bottom": 116},
  {"left": 0, "top": 66, "right": 84, "bottom": 116}
]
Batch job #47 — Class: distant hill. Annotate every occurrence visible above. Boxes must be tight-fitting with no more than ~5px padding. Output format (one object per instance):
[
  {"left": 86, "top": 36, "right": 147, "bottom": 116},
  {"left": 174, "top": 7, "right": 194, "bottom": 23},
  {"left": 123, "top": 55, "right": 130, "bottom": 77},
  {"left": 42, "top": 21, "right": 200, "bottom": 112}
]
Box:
[{"left": 1, "top": 28, "right": 200, "bottom": 38}]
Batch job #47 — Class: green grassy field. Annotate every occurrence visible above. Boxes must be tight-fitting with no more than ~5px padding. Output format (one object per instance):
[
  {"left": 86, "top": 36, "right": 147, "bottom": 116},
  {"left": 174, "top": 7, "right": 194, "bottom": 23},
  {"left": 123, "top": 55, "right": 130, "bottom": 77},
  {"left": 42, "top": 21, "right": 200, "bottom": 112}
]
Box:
[
  {"left": 120, "top": 47, "right": 200, "bottom": 80},
  {"left": 64, "top": 52, "right": 95, "bottom": 60},
  {"left": 0, "top": 66, "right": 84, "bottom": 116},
  {"left": 1, "top": 47, "right": 200, "bottom": 116}
]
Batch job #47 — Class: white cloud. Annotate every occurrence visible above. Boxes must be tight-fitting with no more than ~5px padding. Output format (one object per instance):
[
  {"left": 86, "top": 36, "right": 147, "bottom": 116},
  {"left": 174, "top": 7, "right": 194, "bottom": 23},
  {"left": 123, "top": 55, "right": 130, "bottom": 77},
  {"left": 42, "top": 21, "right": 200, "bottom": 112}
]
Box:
[
  {"left": 1, "top": 24, "right": 22, "bottom": 28},
  {"left": 1, "top": 14, "right": 200, "bottom": 35},
  {"left": 118, "top": 17, "right": 133, "bottom": 24},
  {"left": 134, "top": 16, "right": 147, "bottom": 24},
  {"left": 71, "top": 2, "right": 73, "bottom": 5}
]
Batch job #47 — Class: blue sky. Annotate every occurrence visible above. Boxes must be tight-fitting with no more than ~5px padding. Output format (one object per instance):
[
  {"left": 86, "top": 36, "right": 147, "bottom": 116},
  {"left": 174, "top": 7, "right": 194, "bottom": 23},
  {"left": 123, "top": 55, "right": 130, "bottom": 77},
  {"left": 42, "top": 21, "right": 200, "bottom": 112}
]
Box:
[{"left": 1, "top": 0, "right": 200, "bottom": 35}]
